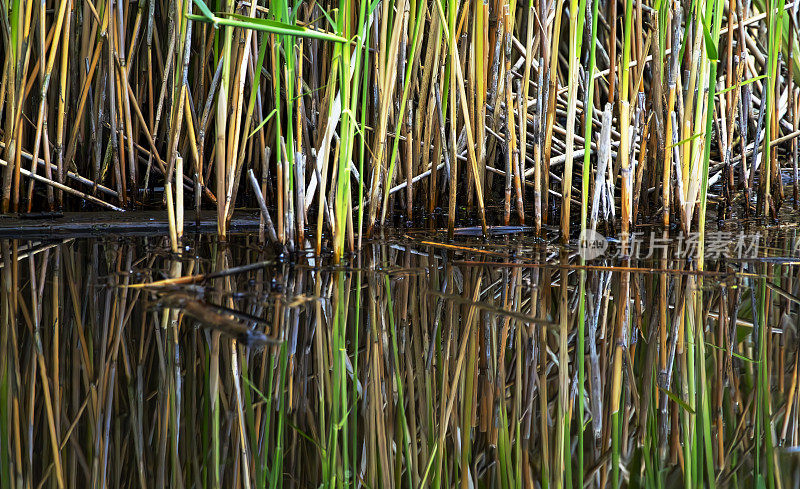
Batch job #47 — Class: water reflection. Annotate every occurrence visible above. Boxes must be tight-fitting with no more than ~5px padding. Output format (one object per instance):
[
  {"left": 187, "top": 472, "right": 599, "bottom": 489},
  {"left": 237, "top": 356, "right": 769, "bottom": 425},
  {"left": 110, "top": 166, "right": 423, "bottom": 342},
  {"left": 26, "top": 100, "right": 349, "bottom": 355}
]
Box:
[{"left": 0, "top": 229, "right": 799, "bottom": 488}]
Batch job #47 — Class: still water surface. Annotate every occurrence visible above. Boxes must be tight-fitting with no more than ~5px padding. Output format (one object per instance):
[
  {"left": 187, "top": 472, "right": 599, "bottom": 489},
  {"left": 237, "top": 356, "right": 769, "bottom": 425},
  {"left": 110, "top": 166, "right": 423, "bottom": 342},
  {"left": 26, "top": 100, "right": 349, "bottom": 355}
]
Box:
[{"left": 1, "top": 223, "right": 799, "bottom": 488}]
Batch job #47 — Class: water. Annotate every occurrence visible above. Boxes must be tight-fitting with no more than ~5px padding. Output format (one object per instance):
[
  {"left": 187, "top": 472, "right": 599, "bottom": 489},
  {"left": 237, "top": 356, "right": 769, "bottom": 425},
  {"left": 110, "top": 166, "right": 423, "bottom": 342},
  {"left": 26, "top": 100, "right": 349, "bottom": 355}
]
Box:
[{"left": 1, "top": 221, "right": 800, "bottom": 488}]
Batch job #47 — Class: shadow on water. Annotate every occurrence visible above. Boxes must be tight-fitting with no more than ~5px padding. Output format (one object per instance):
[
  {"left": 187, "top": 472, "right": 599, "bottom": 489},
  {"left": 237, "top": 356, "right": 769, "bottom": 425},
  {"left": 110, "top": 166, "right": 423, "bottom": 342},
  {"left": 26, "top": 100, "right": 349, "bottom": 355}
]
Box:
[{"left": 1, "top": 225, "right": 800, "bottom": 488}]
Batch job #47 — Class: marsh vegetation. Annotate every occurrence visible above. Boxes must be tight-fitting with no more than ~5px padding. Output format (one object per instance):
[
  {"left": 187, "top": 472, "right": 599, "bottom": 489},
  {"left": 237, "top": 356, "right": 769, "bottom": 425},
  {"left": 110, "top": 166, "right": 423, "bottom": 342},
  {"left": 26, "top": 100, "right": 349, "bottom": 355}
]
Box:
[{"left": 2, "top": 0, "right": 800, "bottom": 487}]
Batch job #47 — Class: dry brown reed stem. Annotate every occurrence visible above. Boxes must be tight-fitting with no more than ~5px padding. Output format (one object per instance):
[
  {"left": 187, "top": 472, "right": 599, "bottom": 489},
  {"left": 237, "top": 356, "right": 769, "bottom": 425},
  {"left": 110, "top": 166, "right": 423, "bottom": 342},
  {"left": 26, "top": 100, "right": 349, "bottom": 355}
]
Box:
[
  {"left": 176, "top": 155, "right": 184, "bottom": 239},
  {"left": 0, "top": 157, "right": 122, "bottom": 210},
  {"left": 448, "top": 19, "right": 458, "bottom": 240},
  {"left": 0, "top": 141, "right": 117, "bottom": 197}
]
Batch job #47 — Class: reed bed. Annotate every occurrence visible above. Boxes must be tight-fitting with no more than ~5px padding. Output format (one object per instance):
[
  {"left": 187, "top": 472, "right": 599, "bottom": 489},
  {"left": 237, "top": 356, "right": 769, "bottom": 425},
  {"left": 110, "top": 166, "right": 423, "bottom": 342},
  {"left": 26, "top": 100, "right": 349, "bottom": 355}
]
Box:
[
  {"left": 1, "top": 232, "right": 800, "bottom": 488},
  {"left": 2, "top": 0, "right": 800, "bottom": 488},
  {"left": 1, "top": 0, "right": 798, "bottom": 248}
]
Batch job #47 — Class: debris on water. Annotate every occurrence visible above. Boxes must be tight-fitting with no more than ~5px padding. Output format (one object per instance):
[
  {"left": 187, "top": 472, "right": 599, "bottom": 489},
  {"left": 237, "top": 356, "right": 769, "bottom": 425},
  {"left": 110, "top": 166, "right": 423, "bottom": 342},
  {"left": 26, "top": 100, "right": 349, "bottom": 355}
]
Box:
[
  {"left": 18, "top": 211, "right": 65, "bottom": 219},
  {"left": 154, "top": 291, "right": 279, "bottom": 347},
  {"left": 453, "top": 225, "right": 534, "bottom": 236}
]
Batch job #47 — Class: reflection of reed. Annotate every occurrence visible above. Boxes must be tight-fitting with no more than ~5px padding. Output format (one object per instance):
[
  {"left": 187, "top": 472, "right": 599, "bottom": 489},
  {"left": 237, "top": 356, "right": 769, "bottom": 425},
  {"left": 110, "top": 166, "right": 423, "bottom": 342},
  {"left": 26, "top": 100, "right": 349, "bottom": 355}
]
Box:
[
  {"left": 153, "top": 292, "right": 275, "bottom": 347},
  {"left": 1, "top": 231, "right": 799, "bottom": 488}
]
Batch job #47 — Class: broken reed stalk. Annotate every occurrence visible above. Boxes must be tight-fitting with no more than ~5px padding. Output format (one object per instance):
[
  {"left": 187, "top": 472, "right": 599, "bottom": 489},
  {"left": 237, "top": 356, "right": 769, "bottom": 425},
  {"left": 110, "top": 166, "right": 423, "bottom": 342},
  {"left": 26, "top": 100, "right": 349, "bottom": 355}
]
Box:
[{"left": 248, "top": 168, "right": 278, "bottom": 245}]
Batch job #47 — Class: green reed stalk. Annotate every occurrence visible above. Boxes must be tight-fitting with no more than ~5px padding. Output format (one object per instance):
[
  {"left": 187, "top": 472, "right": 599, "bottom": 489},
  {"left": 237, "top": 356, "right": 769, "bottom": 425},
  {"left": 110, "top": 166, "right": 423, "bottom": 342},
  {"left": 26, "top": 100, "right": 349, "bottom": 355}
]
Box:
[
  {"left": 0, "top": 243, "right": 11, "bottom": 489},
  {"left": 678, "top": 4, "right": 702, "bottom": 483},
  {"left": 350, "top": 0, "right": 370, "bottom": 476},
  {"left": 351, "top": 267, "right": 363, "bottom": 484},
  {"left": 332, "top": 1, "right": 350, "bottom": 261},
  {"left": 514, "top": 269, "right": 524, "bottom": 489},
  {"left": 384, "top": 274, "right": 414, "bottom": 489},
  {"left": 556, "top": 262, "right": 570, "bottom": 489},
  {"left": 756, "top": 270, "right": 776, "bottom": 489},
  {"left": 336, "top": 0, "right": 371, "bottom": 260},
  {"left": 762, "top": 0, "right": 786, "bottom": 215},
  {"left": 476, "top": 0, "right": 488, "bottom": 206},
  {"left": 577, "top": 0, "right": 599, "bottom": 484},
  {"left": 328, "top": 271, "right": 349, "bottom": 485},
  {"left": 696, "top": 0, "right": 725, "bottom": 484},
  {"left": 460, "top": 327, "right": 476, "bottom": 489},
  {"left": 187, "top": 2, "right": 347, "bottom": 43},
  {"left": 357, "top": 4, "right": 373, "bottom": 250},
  {"left": 561, "top": 0, "right": 585, "bottom": 242},
  {"left": 497, "top": 403, "right": 514, "bottom": 489},
  {"left": 240, "top": 366, "right": 260, "bottom": 484},
  {"left": 268, "top": 327, "right": 289, "bottom": 489},
  {"left": 256, "top": 319, "right": 279, "bottom": 488},
  {"left": 268, "top": 4, "right": 286, "bottom": 246},
  {"left": 684, "top": 287, "right": 698, "bottom": 489},
  {"left": 612, "top": 0, "right": 635, "bottom": 486},
  {"left": 279, "top": 1, "right": 298, "bottom": 247},
  {"left": 445, "top": 0, "right": 456, "bottom": 238}
]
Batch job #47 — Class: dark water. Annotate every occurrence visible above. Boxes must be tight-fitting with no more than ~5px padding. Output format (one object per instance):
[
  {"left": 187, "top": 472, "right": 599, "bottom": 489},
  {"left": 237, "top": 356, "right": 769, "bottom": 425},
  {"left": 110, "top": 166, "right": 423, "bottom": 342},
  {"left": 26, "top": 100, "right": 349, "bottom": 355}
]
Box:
[{"left": 1, "top": 222, "right": 800, "bottom": 488}]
